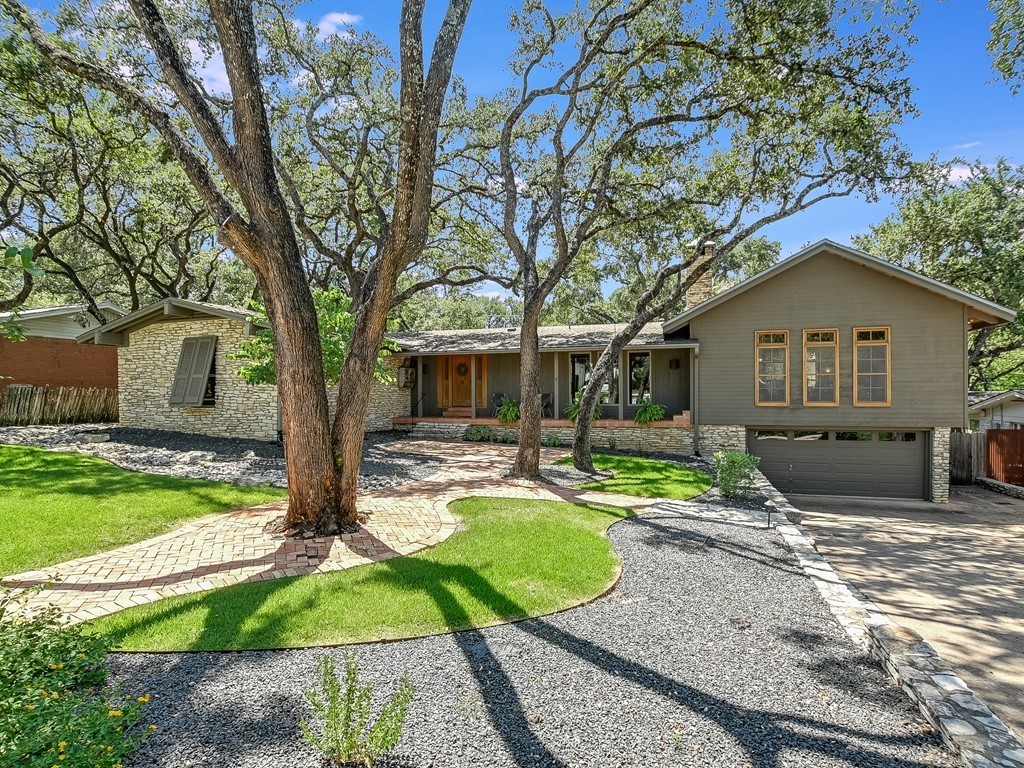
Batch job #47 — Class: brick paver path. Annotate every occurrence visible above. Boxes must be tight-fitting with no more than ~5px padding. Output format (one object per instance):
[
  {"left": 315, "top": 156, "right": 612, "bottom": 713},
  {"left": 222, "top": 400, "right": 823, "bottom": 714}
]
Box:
[{"left": 4, "top": 441, "right": 668, "bottom": 624}]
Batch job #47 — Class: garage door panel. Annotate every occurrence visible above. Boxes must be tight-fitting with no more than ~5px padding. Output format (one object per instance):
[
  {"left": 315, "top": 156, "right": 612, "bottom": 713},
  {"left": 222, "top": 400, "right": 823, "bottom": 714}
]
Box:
[{"left": 748, "top": 429, "right": 926, "bottom": 499}]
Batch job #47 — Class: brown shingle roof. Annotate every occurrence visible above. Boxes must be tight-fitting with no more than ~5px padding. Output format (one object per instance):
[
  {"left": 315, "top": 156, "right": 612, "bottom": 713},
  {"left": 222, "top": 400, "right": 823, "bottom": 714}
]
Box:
[{"left": 389, "top": 322, "right": 680, "bottom": 354}]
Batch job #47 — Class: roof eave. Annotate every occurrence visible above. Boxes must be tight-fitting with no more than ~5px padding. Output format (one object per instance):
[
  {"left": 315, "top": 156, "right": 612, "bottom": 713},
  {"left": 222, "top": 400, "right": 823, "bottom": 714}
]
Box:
[{"left": 77, "top": 298, "right": 261, "bottom": 345}]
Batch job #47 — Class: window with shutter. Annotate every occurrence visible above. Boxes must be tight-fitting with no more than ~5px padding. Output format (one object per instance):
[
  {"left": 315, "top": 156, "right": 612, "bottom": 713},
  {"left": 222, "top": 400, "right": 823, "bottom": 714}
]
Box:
[{"left": 168, "top": 336, "right": 217, "bottom": 407}]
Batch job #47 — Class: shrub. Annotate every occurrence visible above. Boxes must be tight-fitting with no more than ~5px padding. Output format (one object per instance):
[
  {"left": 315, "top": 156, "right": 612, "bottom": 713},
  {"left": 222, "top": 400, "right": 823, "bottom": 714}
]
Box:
[
  {"left": 542, "top": 434, "right": 563, "bottom": 448},
  {"left": 713, "top": 451, "right": 761, "bottom": 499},
  {"left": 499, "top": 430, "right": 519, "bottom": 444},
  {"left": 633, "top": 398, "right": 666, "bottom": 426},
  {"left": 300, "top": 654, "right": 414, "bottom": 767},
  {"left": 465, "top": 425, "right": 494, "bottom": 442},
  {"left": 564, "top": 390, "right": 606, "bottom": 422},
  {"left": 496, "top": 397, "right": 521, "bottom": 425},
  {"left": 0, "top": 588, "right": 151, "bottom": 768}
]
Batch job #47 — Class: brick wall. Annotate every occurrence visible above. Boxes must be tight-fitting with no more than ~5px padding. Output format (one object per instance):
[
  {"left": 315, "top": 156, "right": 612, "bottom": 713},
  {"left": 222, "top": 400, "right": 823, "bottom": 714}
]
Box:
[
  {"left": 118, "top": 318, "right": 412, "bottom": 441},
  {"left": 0, "top": 336, "right": 117, "bottom": 389}
]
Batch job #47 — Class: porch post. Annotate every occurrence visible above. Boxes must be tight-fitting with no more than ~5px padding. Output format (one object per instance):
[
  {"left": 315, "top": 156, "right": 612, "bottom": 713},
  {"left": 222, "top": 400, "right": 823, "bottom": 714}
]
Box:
[
  {"left": 470, "top": 354, "right": 477, "bottom": 419},
  {"left": 553, "top": 352, "right": 560, "bottom": 420},
  {"left": 618, "top": 349, "right": 625, "bottom": 420},
  {"left": 417, "top": 356, "right": 424, "bottom": 417}
]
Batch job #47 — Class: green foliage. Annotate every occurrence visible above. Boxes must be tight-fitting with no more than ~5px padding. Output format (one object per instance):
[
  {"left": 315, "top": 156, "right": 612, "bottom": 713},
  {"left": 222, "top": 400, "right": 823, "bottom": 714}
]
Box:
[
  {"left": 496, "top": 397, "right": 521, "bottom": 425},
  {"left": 499, "top": 430, "right": 519, "bottom": 444},
  {"left": 565, "top": 390, "right": 606, "bottom": 423},
  {"left": 234, "top": 289, "right": 397, "bottom": 387},
  {"left": 633, "top": 398, "right": 667, "bottom": 426},
  {"left": 713, "top": 452, "right": 761, "bottom": 499},
  {"left": 300, "top": 654, "right": 414, "bottom": 767},
  {"left": 855, "top": 160, "right": 1024, "bottom": 387},
  {"left": 3, "top": 246, "right": 43, "bottom": 278},
  {"left": 464, "top": 425, "right": 495, "bottom": 442},
  {"left": 542, "top": 433, "right": 563, "bottom": 448},
  {"left": 990, "top": 0, "right": 1024, "bottom": 92},
  {"left": 0, "top": 588, "right": 151, "bottom": 767}
]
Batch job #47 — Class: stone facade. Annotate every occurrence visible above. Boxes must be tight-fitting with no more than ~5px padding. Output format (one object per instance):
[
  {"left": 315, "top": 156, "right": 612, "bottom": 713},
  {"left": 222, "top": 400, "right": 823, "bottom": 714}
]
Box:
[
  {"left": 483, "top": 424, "right": 695, "bottom": 454},
  {"left": 697, "top": 424, "right": 747, "bottom": 455},
  {"left": 931, "top": 427, "right": 951, "bottom": 503},
  {"left": 685, "top": 242, "right": 716, "bottom": 307},
  {"left": 119, "top": 318, "right": 412, "bottom": 441}
]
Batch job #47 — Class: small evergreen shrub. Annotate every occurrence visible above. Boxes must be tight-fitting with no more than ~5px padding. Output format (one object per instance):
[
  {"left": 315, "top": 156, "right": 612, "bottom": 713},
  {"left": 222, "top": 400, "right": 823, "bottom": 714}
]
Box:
[
  {"left": 499, "top": 430, "right": 519, "bottom": 444},
  {"left": 713, "top": 451, "right": 761, "bottom": 499},
  {"left": 542, "top": 434, "right": 563, "bottom": 448},
  {"left": 565, "top": 390, "right": 606, "bottom": 422},
  {"left": 465, "top": 425, "right": 495, "bottom": 442},
  {"left": 301, "top": 654, "right": 414, "bottom": 767},
  {"left": 1, "top": 588, "right": 151, "bottom": 768},
  {"left": 633, "top": 398, "right": 666, "bottom": 426},
  {"left": 496, "top": 397, "right": 521, "bottom": 424}
]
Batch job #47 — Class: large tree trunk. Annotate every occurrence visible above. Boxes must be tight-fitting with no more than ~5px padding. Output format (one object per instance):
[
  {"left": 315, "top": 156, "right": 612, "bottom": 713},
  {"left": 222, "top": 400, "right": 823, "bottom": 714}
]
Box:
[
  {"left": 571, "top": 342, "right": 621, "bottom": 472},
  {"left": 511, "top": 300, "right": 543, "bottom": 478}
]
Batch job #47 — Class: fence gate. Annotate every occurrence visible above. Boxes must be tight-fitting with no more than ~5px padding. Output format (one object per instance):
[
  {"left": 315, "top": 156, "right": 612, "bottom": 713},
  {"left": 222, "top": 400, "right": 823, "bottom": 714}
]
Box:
[
  {"left": 987, "top": 429, "right": 1024, "bottom": 486},
  {"left": 0, "top": 385, "right": 118, "bottom": 426},
  {"left": 950, "top": 431, "right": 986, "bottom": 484}
]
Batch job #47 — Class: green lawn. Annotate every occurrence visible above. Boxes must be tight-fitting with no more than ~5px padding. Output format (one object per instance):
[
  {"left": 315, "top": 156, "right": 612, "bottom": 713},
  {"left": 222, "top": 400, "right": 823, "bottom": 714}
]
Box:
[
  {"left": 557, "top": 452, "right": 712, "bottom": 500},
  {"left": 89, "top": 497, "right": 632, "bottom": 651},
  {"left": 0, "top": 445, "right": 287, "bottom": 576}
]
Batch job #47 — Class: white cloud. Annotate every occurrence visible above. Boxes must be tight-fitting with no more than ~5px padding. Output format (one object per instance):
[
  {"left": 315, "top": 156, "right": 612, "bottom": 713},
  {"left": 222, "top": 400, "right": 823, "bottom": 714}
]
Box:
[
  {"left": 946, "top": 165, "right": 975, "bottom": 183},
  {"left": 184, "top": 40, "right": 230, "bottom": 94},
  {"left": 316, "top": 11, "right": 362, "bottom": 39},
  {"left": 953, "top": 141, "right": 982, "bottom": 150}
]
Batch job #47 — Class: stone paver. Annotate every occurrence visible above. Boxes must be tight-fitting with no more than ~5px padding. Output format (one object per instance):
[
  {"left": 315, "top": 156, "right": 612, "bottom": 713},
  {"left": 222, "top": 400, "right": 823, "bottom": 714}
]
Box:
[{"left": 3, "top": 441, "right": 667, "bottom": 624}]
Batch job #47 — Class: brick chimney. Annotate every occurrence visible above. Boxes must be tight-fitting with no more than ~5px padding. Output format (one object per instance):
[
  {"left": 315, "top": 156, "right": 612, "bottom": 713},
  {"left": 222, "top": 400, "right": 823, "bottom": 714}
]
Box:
[{"left": 686, "top": 241, "right": 715, "bottom": 308}]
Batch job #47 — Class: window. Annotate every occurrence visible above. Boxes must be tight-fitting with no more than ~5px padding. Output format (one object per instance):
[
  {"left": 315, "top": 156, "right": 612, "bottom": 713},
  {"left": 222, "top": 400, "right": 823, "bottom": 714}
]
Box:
[
  {"left": 835, "top": 431, "right": 873, "bottom": 441},
  {"left": 803, "top": 329, "right": 838, "bottom": 406},
  {"left": 628, "top": 351, "right": 651, "bottom": 404},
  {"left": 570, "top": 353, "right": 591, "bottom": 396},
  {"left": 794, "top": 430, "right": 829, "bottom": 440},
  {"left": 753, "top": 430, "right": 788, "bottom": 440},
  {"left": 599, "top": 354, "right": 620, "bottom": 405},
  {"left": 878, "top": 431, "right": 916, "bottom": 442},
  {"left": 854, "top": 327, "right": 890, "bottom": 406},
  {"left": 169, "top": 336, "right": 217, "bottom": 407},
  {"left": 755, "top": 331, "right": 789, "bottom": 406}
]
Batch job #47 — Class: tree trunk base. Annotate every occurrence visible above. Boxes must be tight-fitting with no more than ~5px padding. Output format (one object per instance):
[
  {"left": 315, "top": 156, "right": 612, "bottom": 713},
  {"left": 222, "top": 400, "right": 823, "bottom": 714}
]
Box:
[{"left": 273, "top": 514, "right": 366, "bottom": 539}]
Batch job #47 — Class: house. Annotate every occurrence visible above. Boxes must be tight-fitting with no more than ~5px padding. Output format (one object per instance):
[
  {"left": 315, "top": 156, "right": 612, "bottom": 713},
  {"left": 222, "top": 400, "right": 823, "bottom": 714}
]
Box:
[
  {"left": 968, "top": 390, "right": 1024, "bottom": 430},
  {"left": 0, "top": 303, "right": 125, "bottom": 390},
  {"left": 391, "top": 240, "right": 1014, "bottom": 502},
  {"left": 76, "top": 298, "right": 411, "bottom": 441},
  {"left": 78, "top": 240, "right": 1014, "bottom": 503}
]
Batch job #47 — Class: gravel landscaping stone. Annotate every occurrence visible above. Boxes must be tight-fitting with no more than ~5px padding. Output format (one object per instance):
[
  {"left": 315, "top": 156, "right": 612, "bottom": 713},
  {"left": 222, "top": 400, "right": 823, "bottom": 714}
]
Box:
[
  {"left": 0, "top": 424, "right": 442, "bottom": 491},
  {"left": 110, "top": 513, "right": 953, "bottom": 768}
]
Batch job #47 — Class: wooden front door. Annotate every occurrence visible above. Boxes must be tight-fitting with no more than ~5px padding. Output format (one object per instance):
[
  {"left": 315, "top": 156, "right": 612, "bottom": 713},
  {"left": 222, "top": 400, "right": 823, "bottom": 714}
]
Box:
[{"left": 451, "top": 355, "right": 472, "bottom": 406}]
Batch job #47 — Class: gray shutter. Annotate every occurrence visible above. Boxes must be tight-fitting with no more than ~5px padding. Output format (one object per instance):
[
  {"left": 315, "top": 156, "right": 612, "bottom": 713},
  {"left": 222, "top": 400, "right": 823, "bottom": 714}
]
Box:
[
  {"left": 182, "top": 336, "right": 216, "bottom": 406},
  {"left": 169, "top": 338, "right": 199, "bottom": 405}
]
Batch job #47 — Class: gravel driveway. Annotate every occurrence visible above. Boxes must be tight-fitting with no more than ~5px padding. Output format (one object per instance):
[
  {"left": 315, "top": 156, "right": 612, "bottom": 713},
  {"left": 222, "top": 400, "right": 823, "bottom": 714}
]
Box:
[{"left": 111, "top": 513, "right": 952, "bottom": 768}]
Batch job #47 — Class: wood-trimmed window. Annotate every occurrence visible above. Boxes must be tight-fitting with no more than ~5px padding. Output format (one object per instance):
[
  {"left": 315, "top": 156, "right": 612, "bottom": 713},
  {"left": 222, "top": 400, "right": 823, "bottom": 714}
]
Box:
[
  {"left": 854, "top": 327, "right": 891, "bottom": 407},
  {"left": 627, "top": 351, "right": 651, "bottom": 405},
  {"left": 570, "top": 353, "right": 591, "bottom": 396},
  {"left": 169, "top": 336, "right": 217, "bottom": 407},
  {"left": 755, "top": 330, "right": 789, "bottom": 406},
  {"left": 803, "top": 329, "right": 838, "bottom": 406}
]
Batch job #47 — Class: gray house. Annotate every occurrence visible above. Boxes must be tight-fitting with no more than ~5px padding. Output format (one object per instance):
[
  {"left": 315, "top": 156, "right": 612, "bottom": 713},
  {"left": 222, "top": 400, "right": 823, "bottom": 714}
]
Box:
[{"left": 391, "top": 240, "right": 1014, "bottom": 502}]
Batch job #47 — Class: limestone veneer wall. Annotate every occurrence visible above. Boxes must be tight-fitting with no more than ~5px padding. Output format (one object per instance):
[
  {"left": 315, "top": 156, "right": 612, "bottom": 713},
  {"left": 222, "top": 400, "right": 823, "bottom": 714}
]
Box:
[
  {"left": 930, "top": 427, "right": 950, "bottom": 503},
  {"left": 486, "top": 424, "right": 695, "bottom": 453}
]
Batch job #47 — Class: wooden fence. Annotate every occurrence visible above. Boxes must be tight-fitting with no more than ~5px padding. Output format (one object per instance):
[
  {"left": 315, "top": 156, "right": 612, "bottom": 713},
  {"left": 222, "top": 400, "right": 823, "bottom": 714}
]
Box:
[
  {"left": 950, "top": 430, "right": 987, "bottom": 484},
  {"left": 986, "top": 429, "right": 1024, "bottom": 486},
  {"left": 0, "top": 385, "right": 118, "bottom": 426}
]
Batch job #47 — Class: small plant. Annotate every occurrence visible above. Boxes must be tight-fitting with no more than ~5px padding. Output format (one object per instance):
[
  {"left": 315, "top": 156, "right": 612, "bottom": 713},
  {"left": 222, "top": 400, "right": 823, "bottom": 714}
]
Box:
[
  {"left": 499, "top": 429, "right": 519, "bottom": 444},
  {"left": 633, "top": 397, "right": 666, "bottom": 426},
  {"left": 301, "top": 654, "right": 415, "bottom": 768},
  {"left": 465, "top": 425, "right": 495, "bottom": 442},
  {"left": 564, "top": 390, "right": 606, "bottom": 422},
  {"left": 542, "top": 433, "right": 563, "bottom": 448},
  {"left": 0, "top": 588, "right": 151, "bottom": 768},
  {"left": 713, "top": 451, "right": 761, "bottom": 499},
  {"left": 496, "top": 396, "right": 521, "bottom": 424}
]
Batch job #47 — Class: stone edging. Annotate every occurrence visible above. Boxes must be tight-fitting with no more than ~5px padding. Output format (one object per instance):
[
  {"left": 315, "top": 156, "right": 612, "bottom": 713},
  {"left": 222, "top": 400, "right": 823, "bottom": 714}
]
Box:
[
  {"left": 755, "top": 469, "right": 1024, "bottom": 768},
  {"left": 977, "top": 477, "right": 1024, "bottom": 500}
]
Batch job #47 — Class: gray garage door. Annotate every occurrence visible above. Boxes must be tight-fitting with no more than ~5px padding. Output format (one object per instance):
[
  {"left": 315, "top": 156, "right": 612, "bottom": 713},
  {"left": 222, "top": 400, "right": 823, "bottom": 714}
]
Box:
[{"left": 747, "top": 429, "right": 927, "bottom": 499}]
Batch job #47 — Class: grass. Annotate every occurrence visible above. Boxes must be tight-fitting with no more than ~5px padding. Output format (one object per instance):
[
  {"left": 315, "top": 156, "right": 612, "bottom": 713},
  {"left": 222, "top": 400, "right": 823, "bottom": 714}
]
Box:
[
  {"left": 556, "top": 452, "right": 712, "bottom": 501},
  {"left": 0, "top": 444, "right": 287, "bottom": 576},
  {"left": 89, "top": 497, "right": 632, "bottom": 651}
]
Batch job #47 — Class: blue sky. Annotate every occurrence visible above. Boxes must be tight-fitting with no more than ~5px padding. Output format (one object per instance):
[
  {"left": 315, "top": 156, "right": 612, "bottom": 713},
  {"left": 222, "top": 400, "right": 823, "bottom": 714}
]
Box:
[{"left": 296, "top": 0, "right": 1024, "bottom": 257}]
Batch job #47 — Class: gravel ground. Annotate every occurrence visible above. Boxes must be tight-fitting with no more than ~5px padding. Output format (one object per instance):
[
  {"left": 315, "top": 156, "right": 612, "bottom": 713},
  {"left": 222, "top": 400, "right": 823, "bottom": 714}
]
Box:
[
  {"left": 0, "top": 424, "right": 442, "bottom": 490},
  {"left": 110, "top": 514, "right": 952, "bottom": 768}
]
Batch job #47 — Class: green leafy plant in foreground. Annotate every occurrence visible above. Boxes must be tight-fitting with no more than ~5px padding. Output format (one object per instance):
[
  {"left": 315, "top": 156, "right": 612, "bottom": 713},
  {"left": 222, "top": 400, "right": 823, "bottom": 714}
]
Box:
[
  {"left": 633, "top": 397, "right": 666, "bottom": 426},
  {"left": 301, "top": 654, "right": 415, "bottom": 767},
  {"left": 713, "top": 451, "right": 761, "bottom": 499},
  {"left": 496, "top": 396, "right": 521, "bottom": 424},
  {"left": 0, "top": 588, "right": 151, "bottom": 767},
  {"left": 565, "top": 389, "right": 606, "bottom": 422},
  {"left": 465, "top": 425, "right": 495, "bottom": 442}
]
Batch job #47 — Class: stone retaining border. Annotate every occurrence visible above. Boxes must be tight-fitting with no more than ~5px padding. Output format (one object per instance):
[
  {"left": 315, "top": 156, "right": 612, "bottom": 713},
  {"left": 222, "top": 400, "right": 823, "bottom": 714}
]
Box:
[
  {"left": 977, "top": 476, "right": 1024, "bottom": 500},
  {"left": 756, "top": 469, "right": 1024, "bottom": 768}
]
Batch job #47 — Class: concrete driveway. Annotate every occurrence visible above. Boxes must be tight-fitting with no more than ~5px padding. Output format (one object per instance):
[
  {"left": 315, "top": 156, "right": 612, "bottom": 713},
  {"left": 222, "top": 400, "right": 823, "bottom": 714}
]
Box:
[{"left": 793, "top": 485, "right": 1024, "bottom": 740}]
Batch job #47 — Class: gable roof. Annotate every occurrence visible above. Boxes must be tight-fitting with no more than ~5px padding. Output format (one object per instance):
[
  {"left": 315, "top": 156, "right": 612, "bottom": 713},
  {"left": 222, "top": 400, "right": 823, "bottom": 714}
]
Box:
[
  {"left": 0, "top": 301, "right": 125, "bottom": 323},
  {"left": 662, "top": 239, "right": 1016, "bottom": 334},
  {"left": 389, "top": 322, "right": 693, "bottom": 354},
  {"left": 968, "top": 389, "right": 1024, "bottom": 413},
  {"left": 77, "top": 298, "right": 261, "bottom": 345}
]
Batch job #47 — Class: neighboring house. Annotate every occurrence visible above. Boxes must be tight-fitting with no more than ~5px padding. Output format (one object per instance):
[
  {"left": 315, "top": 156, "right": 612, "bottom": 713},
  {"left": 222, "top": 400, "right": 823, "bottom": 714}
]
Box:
[
  {"left": 968, "top": 390, "right": 1024, "bottom": 430},
  {"left": 78, "top": 240, "right": 1015, "bottom": 503},
  {"left": 0, "top": 303, "right": 125, "bottom": 390},
  {"left": 391, "top": 240, "right": 1014, "bottom": 503},
  {"left": 77, "top": 298, "right": 410, "bottom": 442}
]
